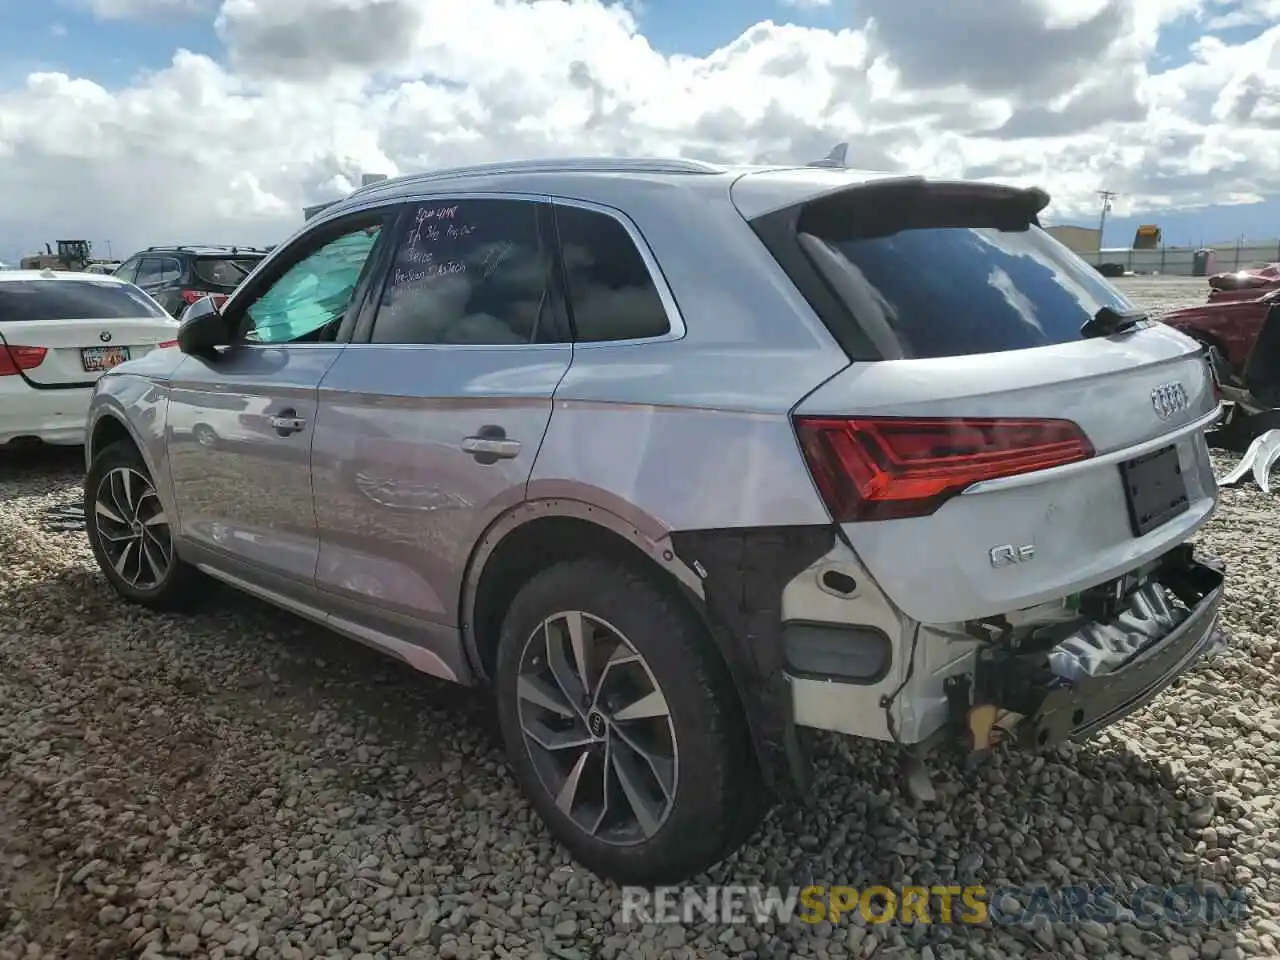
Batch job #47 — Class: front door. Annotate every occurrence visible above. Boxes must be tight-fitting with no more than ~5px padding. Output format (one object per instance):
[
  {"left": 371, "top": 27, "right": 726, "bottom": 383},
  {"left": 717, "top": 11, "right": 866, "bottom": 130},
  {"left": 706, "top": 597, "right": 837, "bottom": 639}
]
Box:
[
  {"left": 310, "top": 196, "right": 571, "bottom": 642},
  {"left": 166, "top": 211, "right": 394, "bottom": 590}
]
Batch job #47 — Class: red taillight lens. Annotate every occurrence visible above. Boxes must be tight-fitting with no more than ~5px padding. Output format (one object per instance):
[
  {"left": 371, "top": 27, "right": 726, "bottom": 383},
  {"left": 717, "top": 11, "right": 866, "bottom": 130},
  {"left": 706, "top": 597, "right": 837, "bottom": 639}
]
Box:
[
  {"left": 157, "top": 340, "right": 178, "bottom": 349},
  {"left": 181, "top": 289, "right": 209, "bottom": 304},
  {"left": 0, "top": 345, "right": 48, "bottom": 376},
  {"left": 794, "top": 416, "right": 1095, "bottom": 522}
]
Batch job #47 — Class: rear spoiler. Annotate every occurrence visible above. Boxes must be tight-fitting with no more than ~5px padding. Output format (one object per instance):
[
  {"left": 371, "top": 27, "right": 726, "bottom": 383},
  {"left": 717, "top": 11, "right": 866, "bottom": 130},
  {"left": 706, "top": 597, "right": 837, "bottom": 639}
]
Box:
[{"left": 795, "top": 178, "right": 1052, "bottom": 240}]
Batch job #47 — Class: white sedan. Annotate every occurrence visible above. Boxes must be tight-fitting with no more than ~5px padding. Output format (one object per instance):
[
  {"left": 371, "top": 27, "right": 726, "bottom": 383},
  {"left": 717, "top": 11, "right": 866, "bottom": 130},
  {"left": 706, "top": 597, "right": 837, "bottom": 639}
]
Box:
[{"left": 0, "top": 269, "right": 179, "bottom": 447}]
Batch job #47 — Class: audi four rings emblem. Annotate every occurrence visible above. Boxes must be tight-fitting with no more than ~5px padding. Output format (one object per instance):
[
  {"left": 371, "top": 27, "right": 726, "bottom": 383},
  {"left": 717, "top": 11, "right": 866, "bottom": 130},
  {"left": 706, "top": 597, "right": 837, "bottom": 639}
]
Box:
[
  {"left": 99, "top": 331, "right": 112, "bottom": 343},
  {"left": 1151, "top": 382, "right": 1189, "bottom": 420}
]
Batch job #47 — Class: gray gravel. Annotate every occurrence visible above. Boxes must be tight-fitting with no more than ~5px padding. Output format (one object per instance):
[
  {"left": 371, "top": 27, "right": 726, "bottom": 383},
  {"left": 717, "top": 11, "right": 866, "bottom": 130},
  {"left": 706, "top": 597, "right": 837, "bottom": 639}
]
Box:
[{"left": 2, "top": 276, "right": 1279, "bottom": 959}]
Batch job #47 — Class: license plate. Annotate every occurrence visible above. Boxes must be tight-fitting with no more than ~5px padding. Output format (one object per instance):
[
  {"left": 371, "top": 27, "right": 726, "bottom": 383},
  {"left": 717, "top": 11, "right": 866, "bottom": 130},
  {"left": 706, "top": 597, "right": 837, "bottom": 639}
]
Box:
[
  {"left": 81, "top": 346, "right": 130, "bottom": 372},
  {"left": 1118, "top": 444, "right": 1190, "bottom": 537}
]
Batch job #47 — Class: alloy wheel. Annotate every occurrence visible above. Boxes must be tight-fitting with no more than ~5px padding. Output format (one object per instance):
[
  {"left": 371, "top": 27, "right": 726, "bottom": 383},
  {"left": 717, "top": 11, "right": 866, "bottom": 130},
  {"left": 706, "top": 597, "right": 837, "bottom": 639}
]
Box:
[
  {"left": 93, "top": 467, "right": 172, "bottom": 590},
  {"left": 516, "top": 610, "right": 678, "bottom": 845}
]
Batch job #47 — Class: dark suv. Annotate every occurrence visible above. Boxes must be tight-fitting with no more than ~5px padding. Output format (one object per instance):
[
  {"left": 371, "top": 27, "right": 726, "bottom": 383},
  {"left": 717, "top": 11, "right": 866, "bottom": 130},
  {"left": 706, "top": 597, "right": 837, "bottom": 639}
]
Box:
[{"left": 112, "top": 245, "right": 270, "bottom": 317}]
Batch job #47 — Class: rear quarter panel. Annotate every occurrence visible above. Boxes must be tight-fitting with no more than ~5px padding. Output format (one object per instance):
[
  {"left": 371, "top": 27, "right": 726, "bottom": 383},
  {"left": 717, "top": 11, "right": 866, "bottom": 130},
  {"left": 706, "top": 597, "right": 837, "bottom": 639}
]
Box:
[
  {"left": 528, "top": 182, "right": 849, "bottom": 532},
  {"left": 530, "top": 345, "right": 842, "bottom": 532}
]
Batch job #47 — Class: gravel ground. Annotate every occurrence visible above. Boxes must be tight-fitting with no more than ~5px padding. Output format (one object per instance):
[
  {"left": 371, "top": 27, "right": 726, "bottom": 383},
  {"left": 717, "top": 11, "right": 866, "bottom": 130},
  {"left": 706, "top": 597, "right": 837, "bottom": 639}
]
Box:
[{"left": 2, "top": 276, "right": 1279, "bottom": 960}]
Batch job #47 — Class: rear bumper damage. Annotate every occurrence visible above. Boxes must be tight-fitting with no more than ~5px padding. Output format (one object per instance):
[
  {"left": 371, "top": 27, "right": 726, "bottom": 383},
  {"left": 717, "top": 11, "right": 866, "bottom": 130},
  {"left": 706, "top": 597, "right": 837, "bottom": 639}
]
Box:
[
  {"left": 965, "top": 546, "right": 1226, "bottom": 750},
  {"left": 780, "top": 540, "right": 1226, "bottom": 783},
  {"left": 673, "top": 525, "right": 1226, "bottom": 802}
]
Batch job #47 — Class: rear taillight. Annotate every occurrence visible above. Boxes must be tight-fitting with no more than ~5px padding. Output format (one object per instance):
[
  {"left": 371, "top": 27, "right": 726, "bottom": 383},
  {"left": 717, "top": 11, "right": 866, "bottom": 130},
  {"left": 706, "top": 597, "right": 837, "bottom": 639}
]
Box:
[
  {"left": 180, "top": 289, "right": 210, "bottom": 304},
  {"left": 794, "top": 416, "right": 1095, "bottom": 522},
  {"left": 157, "top": 340, "right": 178, "bottom": 349},
  {"left": 0, "top": 345, "right": 48, "bottom": 377}
]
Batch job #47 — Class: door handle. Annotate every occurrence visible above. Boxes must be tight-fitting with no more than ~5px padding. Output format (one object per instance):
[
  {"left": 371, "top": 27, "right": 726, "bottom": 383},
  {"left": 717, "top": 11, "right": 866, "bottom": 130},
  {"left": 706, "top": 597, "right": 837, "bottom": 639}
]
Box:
[
  {"left": 269, "top": 411, "right": 307, "bottom": 436},
  {"left": 461, "top": 437, "right": 521, "bottom": 458},
  {"left": 462, "top": 425, "right": 520, "bottom": 462}
]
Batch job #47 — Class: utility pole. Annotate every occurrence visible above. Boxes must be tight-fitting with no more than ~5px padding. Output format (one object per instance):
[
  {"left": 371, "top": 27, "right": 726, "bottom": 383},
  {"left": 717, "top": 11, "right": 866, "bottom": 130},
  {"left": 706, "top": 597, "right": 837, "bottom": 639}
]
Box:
[{"left": 1096, "top": 190, "right": 1116, "bottom": 265}]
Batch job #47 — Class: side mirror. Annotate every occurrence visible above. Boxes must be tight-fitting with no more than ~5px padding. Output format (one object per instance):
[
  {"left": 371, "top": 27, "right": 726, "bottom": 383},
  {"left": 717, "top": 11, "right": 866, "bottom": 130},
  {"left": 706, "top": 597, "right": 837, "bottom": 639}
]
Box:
[{"left": 177, "top": 297, "right": 230, "bottom": 356}]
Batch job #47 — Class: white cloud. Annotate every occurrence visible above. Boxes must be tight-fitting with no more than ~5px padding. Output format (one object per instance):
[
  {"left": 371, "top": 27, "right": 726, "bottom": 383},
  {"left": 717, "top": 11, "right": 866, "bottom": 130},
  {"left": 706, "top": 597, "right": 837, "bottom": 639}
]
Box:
[
  {"left": 82, "top": 0, "right": 211, "bottom": 19},
  {"left": 0, "top": 0, "right": 1278, "bottom": 259}
]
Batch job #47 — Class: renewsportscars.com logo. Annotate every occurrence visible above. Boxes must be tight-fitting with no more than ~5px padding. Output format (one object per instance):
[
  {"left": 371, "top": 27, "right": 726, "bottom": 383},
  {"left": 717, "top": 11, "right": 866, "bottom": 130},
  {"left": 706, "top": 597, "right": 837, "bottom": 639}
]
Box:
[{"left": 619, "top": 883, "right": 1251, "bottom": 928}]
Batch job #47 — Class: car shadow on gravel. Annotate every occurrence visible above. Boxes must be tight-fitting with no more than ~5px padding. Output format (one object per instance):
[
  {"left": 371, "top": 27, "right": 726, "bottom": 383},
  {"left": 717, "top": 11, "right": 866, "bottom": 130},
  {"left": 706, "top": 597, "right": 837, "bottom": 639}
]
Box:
[
  {"left": 0, "top": 443, "right": 83, "bottom": 473},
  {"left": 3, "top": 557, "right": 1252, "bottom": 959}
]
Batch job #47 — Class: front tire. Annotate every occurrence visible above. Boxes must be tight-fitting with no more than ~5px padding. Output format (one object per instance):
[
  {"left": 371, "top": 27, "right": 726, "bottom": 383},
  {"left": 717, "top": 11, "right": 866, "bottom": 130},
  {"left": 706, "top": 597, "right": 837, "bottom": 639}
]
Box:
[
  {"left": 494, "top": 557, "right": 764, "bottom": 886},
  {"left": 85, "top": 440, "right": 200, "bottom": 610}
]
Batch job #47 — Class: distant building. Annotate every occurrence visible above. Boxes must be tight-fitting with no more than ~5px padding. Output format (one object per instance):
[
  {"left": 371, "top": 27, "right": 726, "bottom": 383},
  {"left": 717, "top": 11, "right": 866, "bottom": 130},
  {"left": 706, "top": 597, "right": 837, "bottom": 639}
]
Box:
[
  {"left": 303, "top": 201, "right": 337, "bottom": 221},
  {"left": 1044, "top": 224, "right": 1102, "bottom": 260},
  {"left": 302, "top": 172, "right": 390, "bottom": 220}
]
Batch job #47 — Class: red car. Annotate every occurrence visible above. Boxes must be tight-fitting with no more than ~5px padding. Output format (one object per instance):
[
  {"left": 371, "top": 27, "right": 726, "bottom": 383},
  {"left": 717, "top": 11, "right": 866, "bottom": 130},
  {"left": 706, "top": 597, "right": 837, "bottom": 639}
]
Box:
[
  {"left": 1159, "top": 289, "right": 1280, "bottom": 447},
  {"left": 1207, "top": 262, "right": 1280, "bottom": 303}
]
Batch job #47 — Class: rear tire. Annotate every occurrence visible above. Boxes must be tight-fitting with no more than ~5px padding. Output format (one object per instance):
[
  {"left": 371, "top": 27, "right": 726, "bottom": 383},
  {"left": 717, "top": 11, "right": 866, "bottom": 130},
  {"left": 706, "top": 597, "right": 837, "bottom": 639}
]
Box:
[
  {"left": 85, "top": 440, "right": 201, "bottom": 611},
  {"left": 493, "top": 556, "right": 765, "bottom": 886}
]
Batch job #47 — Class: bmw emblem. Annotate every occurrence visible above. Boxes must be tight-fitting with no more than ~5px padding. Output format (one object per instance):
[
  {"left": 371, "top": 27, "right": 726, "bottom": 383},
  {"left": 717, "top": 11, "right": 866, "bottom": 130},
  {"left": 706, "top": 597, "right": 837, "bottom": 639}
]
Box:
[{"left": 99, "top": 331, "right": 112, "bottom": 343}]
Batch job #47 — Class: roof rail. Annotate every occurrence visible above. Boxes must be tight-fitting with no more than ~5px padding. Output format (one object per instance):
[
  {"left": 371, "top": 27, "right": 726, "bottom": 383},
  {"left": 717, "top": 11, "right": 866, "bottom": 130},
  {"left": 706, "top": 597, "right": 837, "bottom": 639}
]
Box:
[
  {"left": 142, "top": 243, "right": 270, "bottom": 253},
  {"left": 344, "top": 156, "right": 724, "bottom": 199}
]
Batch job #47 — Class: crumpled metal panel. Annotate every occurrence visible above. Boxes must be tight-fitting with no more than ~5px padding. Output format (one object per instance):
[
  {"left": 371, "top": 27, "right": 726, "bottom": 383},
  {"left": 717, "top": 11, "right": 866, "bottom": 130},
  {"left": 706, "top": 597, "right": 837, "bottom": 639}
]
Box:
[
  {"left": 1217, "top": 428, "right": 1280, "bottom": 494},
  {"left": 1048, "top": 581, "right": 1189, "bottom": 681}
]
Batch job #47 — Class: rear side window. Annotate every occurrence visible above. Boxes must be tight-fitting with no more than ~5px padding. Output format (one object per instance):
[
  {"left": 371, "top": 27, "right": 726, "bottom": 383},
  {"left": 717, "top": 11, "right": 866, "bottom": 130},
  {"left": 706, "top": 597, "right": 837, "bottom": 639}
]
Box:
[
  {"left": 0, "top": 280, "right": 168, "bottom": 321},
  {"left": 553, "top": 205, "right": 671, "bottom": 342},
  {"left": 369, "top": 198, "right": 555, "bottom": 345},
  {"left": 805, "top": 225, "right": 1136, "bottom": 359},
  {"left": 194, "top": 257, "right": 260, "bottom": 287}
]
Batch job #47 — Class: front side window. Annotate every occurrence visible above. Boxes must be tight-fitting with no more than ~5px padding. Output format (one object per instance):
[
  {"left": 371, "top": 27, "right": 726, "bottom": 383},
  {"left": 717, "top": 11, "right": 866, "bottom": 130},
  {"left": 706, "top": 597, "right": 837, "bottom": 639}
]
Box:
[
  {"left": 134, "top": 258, "right": 164, "bottom": 286},
  {"left": 241, "top": 221, "right": 384, "bottom": 344},
  {"left": 554, "top": 204, "right": 671, "bottom": 342},
  {"left": 113, "top": 258, "right": 141, "bottom": 283},
  {"left": 369, "top": 198, "right": 553, "bottom": 345}
]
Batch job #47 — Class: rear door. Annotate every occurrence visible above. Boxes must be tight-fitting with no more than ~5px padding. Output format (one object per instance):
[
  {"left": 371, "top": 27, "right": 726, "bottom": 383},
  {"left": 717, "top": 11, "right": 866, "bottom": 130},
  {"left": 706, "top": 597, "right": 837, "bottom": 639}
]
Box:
[
  {"left": 740, "top": 174, "right": 1220, "bottom": 623},
  {"left": 0, "top": 278, "right": 177, "bottom": 387},
  {"left": 310, "top": 195, "right": 570, "bottom": 646}
]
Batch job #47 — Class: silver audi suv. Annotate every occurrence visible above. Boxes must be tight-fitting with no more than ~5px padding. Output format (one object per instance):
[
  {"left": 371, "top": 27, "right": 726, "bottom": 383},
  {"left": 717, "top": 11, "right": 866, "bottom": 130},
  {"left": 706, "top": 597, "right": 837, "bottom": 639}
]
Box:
[{"left": 84, "top": 155, "right": 1228, "bottom": 885}]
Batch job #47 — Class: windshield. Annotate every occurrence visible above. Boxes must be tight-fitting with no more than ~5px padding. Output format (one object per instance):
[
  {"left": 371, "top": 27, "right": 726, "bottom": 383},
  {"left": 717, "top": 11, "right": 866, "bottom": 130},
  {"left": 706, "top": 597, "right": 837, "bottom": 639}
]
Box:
[
  {"left": 0, "top": 280, "right": 168, "bottom": 322},
  {"left": 804, "top": 224, "right": 1137, "bottom": 360}
]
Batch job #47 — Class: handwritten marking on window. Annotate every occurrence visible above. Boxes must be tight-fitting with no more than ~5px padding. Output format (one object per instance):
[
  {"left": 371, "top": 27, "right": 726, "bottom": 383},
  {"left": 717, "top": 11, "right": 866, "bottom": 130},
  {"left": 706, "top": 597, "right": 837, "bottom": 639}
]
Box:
[
  {"left": 391, "top": 262, "right": 466, "bottom": 286},
  {"left": 479, "top": 241, "right": 515, "bottom": 281}
]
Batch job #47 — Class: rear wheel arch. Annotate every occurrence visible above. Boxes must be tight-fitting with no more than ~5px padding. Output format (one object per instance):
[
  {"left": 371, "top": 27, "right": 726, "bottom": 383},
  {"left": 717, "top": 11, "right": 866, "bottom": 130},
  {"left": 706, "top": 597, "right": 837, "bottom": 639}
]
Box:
[
  {"left": 460, "top": 500, "right": 831, "bottom": 799},
  {"left": 460, "top": 500, "right": 706, "bottom": 682}
]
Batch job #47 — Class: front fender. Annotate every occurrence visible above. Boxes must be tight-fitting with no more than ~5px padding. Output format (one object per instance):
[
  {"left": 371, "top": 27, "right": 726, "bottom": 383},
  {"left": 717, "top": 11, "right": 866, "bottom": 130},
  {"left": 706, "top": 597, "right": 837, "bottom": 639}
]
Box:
[{"left": 87, "top": 375, "right": 175, "bottom": 530}]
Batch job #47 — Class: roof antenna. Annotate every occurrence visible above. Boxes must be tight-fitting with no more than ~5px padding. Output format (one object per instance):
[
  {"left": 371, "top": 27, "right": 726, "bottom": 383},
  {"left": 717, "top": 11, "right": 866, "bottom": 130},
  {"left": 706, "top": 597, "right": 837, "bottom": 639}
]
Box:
[{"left": 807, "top": 142, "right": 849, "bottom": 168}]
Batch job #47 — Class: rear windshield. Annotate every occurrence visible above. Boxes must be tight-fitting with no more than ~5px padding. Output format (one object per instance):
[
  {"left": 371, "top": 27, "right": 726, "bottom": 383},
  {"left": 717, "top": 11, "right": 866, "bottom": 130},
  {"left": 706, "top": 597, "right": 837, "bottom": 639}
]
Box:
[
  {"left": 193, "top": 257, "right": 261, "bottom": 287},
  {"left": 0, "top": 280, "right": 169, "bottom": 322},
  {"left": 799, "top": 222, "right": 1137, "bottom": 360}
]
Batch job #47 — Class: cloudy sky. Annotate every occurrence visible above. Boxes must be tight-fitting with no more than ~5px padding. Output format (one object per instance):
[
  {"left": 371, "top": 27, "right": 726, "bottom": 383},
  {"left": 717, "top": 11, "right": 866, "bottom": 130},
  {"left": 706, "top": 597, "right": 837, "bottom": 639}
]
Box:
[{"left": 1, "top": 0, "right": 1278, "bottom": 265}]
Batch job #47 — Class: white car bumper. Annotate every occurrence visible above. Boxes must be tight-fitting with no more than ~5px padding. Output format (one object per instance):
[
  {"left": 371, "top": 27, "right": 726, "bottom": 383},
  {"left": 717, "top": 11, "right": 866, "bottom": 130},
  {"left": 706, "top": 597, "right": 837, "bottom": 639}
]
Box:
[{"left": 0, "top": 378, "right": 93, "bottom": 446}]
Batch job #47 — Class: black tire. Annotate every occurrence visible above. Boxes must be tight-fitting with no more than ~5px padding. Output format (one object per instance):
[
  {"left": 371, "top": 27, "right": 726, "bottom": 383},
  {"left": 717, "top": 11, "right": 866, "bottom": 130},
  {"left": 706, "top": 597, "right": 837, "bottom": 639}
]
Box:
[
  {"left": 85, "top": 439, "right": 201, "bottom": 611},
  {"left": 494, "top": 557, "right": 764, "bottom": 886}
]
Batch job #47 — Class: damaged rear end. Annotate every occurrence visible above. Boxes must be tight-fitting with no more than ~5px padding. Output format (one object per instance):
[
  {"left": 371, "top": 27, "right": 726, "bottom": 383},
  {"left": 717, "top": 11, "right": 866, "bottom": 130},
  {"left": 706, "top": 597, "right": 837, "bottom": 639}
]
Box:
[{"left": 735, "top": 171, "right": 1229, "bottom": 775}]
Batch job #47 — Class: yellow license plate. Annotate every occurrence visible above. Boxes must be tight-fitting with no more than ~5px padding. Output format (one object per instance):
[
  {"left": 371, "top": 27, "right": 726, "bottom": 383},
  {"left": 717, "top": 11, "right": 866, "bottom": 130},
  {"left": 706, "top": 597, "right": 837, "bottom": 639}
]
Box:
[{"left": 81, "top": 346, "right": 130, "bottom": 372}]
